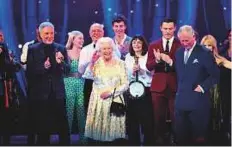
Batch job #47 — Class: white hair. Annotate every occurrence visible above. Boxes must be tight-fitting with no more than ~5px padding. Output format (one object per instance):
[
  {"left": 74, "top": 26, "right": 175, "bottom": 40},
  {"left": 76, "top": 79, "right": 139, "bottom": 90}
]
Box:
[
  {"left": 39, "top": 22, "right": 54, "bottom": 32},
  {"left": 96, "top": 37, "right": 115, "bottom": 51},
  {"left": 89, "top": 23, "right": 104, "bottom": 31},
  {"left": 95, "top": 37, "right": 120, "bottom": 59},
  {"left": 177, "top": 25, "right": 195, "bottom": 38}
]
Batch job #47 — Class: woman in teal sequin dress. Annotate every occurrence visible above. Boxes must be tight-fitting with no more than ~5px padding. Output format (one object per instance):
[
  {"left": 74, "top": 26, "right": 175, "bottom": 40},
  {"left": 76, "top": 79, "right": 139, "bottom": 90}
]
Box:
[{"left": 64, "top": 31, "right": 86, "bottom": 144}]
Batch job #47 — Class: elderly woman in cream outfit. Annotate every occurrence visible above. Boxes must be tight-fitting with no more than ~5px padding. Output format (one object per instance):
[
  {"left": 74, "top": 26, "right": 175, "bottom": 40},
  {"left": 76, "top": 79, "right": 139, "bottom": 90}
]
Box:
[{"left": 84, "top": 37, "right": 129, "bottom": 144}]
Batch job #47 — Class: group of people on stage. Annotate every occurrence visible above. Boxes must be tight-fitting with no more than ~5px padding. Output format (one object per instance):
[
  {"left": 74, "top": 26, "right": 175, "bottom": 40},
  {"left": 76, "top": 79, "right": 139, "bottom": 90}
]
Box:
[{"left": 0, "top": 14, "right": 231, "bottom": 146}]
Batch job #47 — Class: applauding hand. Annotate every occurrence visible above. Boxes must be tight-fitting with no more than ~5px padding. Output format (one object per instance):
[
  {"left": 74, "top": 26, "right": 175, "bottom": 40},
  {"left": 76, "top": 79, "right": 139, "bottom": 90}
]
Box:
[
  {"left": 44, "top": 57, "right": 51, "bottom": 69},
  {"left": 56, "top": 51, "right": 64, "bottom": 64},
  {"left": 161, "top": 53, "right": 172, "bottom": 65},
  {"left": 153, "top": 49, "right": 161, "bottom": 62}
]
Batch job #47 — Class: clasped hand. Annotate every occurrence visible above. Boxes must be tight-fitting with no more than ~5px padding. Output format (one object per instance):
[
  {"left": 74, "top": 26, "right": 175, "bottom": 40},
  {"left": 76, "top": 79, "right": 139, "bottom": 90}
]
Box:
[
  {"left": 100, "top": 91, "right": 112, "bottom": 100},
  {"left": 153, "top": 49, "right": 172, "bottom": 64}
]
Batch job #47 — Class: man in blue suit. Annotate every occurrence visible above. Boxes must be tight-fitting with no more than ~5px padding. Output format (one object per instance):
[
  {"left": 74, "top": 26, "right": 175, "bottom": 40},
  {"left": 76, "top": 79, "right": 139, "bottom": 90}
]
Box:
[{"left": 174, "top": 25, "right": 219, "bottom": 145}]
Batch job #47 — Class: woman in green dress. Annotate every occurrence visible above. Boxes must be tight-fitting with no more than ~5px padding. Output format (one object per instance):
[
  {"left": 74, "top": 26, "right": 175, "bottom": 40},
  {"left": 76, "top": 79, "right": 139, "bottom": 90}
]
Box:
[{"left": 64, "top": 31, "right": 86, "bottom": 144}]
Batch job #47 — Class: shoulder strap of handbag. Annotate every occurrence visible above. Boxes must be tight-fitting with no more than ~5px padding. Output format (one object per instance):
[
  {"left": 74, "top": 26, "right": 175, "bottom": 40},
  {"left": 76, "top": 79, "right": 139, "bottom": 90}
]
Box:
[{"left": 112, "top": 88, "right": 124, "bottom": 105}]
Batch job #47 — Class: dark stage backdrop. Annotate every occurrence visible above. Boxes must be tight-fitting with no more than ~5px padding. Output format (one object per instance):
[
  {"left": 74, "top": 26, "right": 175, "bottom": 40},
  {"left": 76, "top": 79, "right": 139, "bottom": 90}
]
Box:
[
  {"left": 0, "top": 0, "right": 231, "bottom": 50},
  {"left": 0, "top": 0, "right": 231, "bottom": 98}
]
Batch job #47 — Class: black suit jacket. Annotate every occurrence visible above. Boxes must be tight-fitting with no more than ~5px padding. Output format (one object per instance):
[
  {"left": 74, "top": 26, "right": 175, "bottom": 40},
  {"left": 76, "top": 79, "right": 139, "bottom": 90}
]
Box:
[{"left": 27, "top": 42, "right": 70, "bottom": 100}]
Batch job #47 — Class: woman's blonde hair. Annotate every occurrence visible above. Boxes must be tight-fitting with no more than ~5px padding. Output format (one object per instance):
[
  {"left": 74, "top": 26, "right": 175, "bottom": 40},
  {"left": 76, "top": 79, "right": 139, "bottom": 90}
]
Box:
[
  {"left": 65, "top": 31, "right": 83, "bottom": 50},
  {"left": 200, "top": 35, "right": 218, "bottom": 53}
]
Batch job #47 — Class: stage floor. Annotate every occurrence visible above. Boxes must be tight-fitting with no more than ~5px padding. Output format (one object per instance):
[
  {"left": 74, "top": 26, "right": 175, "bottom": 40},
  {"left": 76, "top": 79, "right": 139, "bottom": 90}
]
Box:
[{"left": 4, "top": 133, "right": 231, "bottom": 146}]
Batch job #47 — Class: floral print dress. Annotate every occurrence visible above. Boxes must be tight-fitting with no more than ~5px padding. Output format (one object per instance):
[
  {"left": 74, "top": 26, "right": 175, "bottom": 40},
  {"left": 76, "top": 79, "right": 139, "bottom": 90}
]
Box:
[{"left": 84, "top": 57, "right": 129, "bottom": 141}]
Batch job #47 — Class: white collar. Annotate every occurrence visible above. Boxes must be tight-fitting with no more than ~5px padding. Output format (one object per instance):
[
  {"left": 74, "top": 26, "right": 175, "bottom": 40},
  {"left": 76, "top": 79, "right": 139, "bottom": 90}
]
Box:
[
  {"left": 186, "top": 41, "right": 197, "bottom": 52},
  {"left": 162, "top": 36, "right": 174, "bottom": 44}
]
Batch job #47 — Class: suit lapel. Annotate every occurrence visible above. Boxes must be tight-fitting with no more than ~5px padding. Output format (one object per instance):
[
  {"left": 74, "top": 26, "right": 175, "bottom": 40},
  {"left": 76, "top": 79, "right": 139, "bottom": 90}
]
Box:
[
  {"left": 178, "top": 48, "right": 185, "bottom": 81},
  {"left": 169, "top": 38, "right": 177, "bottom": 55},
  {"left": 160, "top": 39, "right": 165, "bottom": 52},
  {"left": 179, "top": 48, "right": 185, "bottom": 68},
  {"left": 186, "top": 45, "right": 198, "bottom": 65}
]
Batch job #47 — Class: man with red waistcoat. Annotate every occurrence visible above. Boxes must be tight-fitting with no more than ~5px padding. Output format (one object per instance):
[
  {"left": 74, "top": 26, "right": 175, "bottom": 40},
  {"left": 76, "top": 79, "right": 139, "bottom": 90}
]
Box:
[{"left": 146, "top": 18, "right": 181, "bottom": 145}]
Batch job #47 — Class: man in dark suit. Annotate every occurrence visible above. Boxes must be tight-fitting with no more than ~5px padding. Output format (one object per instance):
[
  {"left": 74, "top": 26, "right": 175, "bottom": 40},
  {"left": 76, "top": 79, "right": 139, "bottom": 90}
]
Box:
[
  {"left": 146, "top": 18, "right": 181, "bottom": 145},
  {"left": 26, "top": 22, "right": 70, "bottom": 145},
  {"left": 175, "top": 25, "right": 219, "bottom": 145}
]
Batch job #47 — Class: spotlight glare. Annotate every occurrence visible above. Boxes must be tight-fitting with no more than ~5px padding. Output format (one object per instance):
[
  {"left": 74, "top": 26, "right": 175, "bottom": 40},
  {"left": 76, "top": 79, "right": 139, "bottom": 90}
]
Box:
[
  {"left": 108, "top": 8, "right": 112, "bottom": 12},
  {"left": 223, "top": 7, "right": 227, "bottom": 10},
  {"left": 130, "top": 10, "right": 134, "bottom": 13},
  {"left": 18, "top": 44, "right": 23, "bottom": 49},
  {"left": 94, "top": 11, "right": 98, "bottom": 14},
  {"left": 73, "top": 0, "right": 76, "bottom": 4},
  {"left": 38, "top": 0, "right": 41, "bottom": 4},
  {"left": 155, "top": 4, "right": 159, "bottom": 7}
]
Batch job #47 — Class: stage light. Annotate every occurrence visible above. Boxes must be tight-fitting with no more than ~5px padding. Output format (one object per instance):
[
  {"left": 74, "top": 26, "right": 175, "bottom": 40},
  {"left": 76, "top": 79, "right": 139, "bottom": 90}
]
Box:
[
  {"left": 38, "top": 0, "right": 41, "bottom": 4},
  {"left": 130, "top": 10, "right": 134, "bottom": 13},
  {"left": 108, "top": 8, "right": 112, "bottom": 12},
  {"left": 94, "top": 11, "right": 98, "bottom": 14},
  {"left": 155, "top": 4, "right": 159, "bottom": 7},
  {"left": 223, "top": 7, "right": 227, "bottom": 10},
  {"left": 18, "top": 44, "right": 22, "bottom": 49}
]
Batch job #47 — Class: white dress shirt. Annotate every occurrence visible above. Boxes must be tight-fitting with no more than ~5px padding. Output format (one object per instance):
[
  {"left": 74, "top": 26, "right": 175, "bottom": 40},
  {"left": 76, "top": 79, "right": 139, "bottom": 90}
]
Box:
[
  {"left": 125, "top": 53, "right": 153, "bottom": 87},
  {"left": 162, "top": 36, "right": 174, "bottom": 52},
  {"left": 20, "top": 40, "right": 36, "bottom": 70},
  {"left": 20, "top": 40, "right": 36, "bottom": 63},
  {"left": 78, "top": 42, "right": 96, "bottom": 79}
]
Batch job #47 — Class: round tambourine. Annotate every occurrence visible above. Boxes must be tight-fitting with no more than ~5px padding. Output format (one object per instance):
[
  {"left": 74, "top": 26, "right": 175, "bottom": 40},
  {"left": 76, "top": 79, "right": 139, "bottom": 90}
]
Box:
[{"left": 129, "top": 80, "right": 145, "bottom": 98}]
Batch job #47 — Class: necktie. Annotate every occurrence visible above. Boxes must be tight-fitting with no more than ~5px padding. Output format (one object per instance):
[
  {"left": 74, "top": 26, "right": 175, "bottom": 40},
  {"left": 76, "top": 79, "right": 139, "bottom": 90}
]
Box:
[
  {"left": 184, "top": 49, "right": 190, "bottom": 64},
  {"left": 165, "top": 40, "right": 169, "bottom": 53},
  {"left": 164, "top": 40, "right": 169, "bottom": 72}
]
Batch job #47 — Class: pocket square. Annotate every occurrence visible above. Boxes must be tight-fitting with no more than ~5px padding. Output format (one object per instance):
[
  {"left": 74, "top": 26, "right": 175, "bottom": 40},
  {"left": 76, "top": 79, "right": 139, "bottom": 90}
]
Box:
[{"left": 192, "top": 59, "right": 199, "bottom": 64}]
